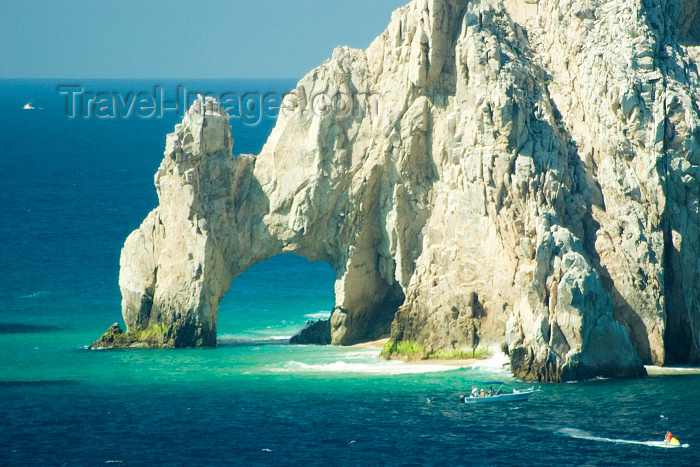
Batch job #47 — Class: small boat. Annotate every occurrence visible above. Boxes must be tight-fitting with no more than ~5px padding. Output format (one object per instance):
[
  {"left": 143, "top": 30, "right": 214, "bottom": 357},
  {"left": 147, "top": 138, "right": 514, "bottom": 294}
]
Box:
[
  {"left": 460, "top": 381, "right": 539, "bottom": 404},
  {"left": 23, "top": 102, "right": 35, "bottom": 110}
]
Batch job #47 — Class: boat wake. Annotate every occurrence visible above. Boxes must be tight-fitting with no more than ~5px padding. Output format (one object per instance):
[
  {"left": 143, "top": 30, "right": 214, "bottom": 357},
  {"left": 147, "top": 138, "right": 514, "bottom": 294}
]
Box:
[
  {"left": 556, "top": 428, "right": 689, "bottom": 448},
  {"left": 19, "top": 290, "right": 50, "bottom": 299}
]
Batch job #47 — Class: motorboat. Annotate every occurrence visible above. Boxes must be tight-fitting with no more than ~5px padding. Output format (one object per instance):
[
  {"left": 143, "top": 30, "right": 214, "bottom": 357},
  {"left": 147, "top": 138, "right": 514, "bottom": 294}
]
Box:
[
  {"left": 460, "top": 381, "right": 539, "bottom": 404},
  {"left": 23, "top": 102, "right": 35, "bottom": 110}
]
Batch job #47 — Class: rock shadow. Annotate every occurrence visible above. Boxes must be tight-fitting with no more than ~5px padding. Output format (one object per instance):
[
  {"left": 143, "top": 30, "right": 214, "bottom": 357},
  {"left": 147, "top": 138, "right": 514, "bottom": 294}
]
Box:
[{"left": 547, "top": 99, "right": 654, "bottom": 364}]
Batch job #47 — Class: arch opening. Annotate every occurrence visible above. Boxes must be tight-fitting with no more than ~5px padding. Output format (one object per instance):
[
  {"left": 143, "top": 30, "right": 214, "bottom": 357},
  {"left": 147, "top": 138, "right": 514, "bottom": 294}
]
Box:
[{"left": 216, "top": 254, "right": 335, "bottom": 344}]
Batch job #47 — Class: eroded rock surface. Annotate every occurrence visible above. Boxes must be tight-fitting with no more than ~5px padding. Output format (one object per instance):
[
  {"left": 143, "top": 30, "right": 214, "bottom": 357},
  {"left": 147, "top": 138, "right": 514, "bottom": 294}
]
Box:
[{"left": 97, "top": 0, "right": 700, "bottom": 381}]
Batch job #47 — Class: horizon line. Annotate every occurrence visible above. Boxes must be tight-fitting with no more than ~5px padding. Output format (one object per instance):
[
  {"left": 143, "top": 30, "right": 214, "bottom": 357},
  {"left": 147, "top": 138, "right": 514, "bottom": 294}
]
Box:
[{"left": 0, "top": 76, "right": 301, "bottom": 81}]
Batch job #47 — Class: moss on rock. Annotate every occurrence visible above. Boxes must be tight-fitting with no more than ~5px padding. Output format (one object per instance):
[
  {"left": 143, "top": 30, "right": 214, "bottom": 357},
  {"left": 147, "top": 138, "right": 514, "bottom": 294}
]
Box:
[{"left": 89, "top": 322, "right": 173, "bottom": 349}]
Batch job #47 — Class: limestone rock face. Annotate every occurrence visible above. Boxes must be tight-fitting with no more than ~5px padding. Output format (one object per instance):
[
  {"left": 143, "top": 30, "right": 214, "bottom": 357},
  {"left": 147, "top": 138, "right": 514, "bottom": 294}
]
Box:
[
  {"left": 117, "top": 98, "right": 257, "bottom": 347},
  {"left": 102, "top": 0, "right": 700, "bottom": 381}
]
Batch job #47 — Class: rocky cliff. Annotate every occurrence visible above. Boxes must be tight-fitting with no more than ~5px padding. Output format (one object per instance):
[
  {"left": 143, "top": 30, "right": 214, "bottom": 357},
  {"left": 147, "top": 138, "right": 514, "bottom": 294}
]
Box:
[{"left": 95, "top": 0, "right": 700, "bottom": 382}]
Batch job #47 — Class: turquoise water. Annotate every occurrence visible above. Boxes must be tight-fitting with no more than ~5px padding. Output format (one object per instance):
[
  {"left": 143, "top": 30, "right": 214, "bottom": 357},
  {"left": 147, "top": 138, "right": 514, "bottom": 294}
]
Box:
[{"left": 1, "top": 80, "right": 699, "bottom": 465}]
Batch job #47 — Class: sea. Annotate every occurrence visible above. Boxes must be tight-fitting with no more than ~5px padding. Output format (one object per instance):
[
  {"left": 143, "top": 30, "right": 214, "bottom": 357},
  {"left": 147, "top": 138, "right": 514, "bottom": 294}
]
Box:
[{"left": 1, "top": 79, "right": 699, "bottom": 466}]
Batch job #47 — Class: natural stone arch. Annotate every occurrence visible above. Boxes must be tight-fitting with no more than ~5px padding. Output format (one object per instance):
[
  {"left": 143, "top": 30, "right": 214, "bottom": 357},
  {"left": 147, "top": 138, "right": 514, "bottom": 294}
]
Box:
[
  {"left": 94, "top": 0, "right": 700, "bottom": 382},
  {"left": 113, "top": 94, "right": 409, "bottom": 348}
]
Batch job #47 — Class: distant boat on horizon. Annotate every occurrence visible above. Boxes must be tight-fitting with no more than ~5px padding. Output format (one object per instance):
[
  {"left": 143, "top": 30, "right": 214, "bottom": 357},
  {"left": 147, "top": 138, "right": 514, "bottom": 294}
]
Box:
[{"left": 23, "top": 102, "right": 35, "bottom": 110}]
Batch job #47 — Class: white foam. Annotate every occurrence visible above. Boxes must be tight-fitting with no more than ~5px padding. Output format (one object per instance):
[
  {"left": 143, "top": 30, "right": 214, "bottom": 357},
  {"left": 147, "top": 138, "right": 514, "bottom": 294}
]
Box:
[
  {"left": 19, "top": 290, "right": 50, "bottom": 299},
  {"left": 341, "top": 350, "right": 381, "bottom": 360},
  {"left": 304, "top": 311, "right": 332, "bottom": 320},
  {"left": 270, "top": 359, "right": 460, "bottom": 375},
  {"left": 556, "top": 428, "right": 689, "bottom": 448},
  {"left": 470, "top": 349, "right": 510, "bottom": 370}
]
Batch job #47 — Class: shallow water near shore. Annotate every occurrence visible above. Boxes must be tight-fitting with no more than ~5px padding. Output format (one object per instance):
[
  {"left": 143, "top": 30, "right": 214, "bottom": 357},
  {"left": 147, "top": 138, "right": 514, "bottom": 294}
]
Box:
[{"left": 2, "top": 80, "right": 700, "bottom": 465}]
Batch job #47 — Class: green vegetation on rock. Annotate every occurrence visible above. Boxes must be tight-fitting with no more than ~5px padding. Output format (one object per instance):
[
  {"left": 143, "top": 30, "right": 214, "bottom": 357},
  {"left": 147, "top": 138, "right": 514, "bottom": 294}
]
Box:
[
  {"left": 380, "top": 340, "right": 425, "bottom": 360},
  {"left": 137, "top": 322, "right": 168, "bottom": 341},
  {"left": 425, "top": 347, "right": 492, "bottom": 360},
  {"left": 381, "top": 340, "right": 492, "bottom": 361},
  {"left": 89, "top": 322, "right": 172, "bottom": 349}
]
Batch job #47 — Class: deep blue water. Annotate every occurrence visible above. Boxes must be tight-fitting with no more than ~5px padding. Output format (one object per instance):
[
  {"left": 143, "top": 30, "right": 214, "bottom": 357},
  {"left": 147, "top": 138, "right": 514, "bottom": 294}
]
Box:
[{"left": 1, "top": 79, "right": 699, "bottom": 466}]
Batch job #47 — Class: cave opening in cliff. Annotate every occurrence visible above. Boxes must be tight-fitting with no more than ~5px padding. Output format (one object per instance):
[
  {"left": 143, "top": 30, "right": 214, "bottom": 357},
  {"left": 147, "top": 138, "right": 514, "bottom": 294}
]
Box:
[{"left": 216, "top": 253, "right": 336, "bottom": 344}]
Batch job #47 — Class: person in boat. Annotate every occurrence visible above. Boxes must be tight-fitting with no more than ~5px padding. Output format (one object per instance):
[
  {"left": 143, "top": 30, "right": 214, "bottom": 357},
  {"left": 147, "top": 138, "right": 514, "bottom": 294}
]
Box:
[
  {"left": 664, "top": 431, "right": 680, "bottom": 445},
  {"left": 471, "top": 386, "right": 479, "bottom": 398},
  {"left": 488, "top": 387, "right": 494, "bottom": 396},
  {"left": 480, "top": 389, "right": 486, "bottom": 397}
]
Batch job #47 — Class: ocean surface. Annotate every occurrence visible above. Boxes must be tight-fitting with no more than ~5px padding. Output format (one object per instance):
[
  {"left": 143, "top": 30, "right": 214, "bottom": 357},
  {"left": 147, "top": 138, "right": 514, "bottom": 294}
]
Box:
[{"left": 1, "top": 79, "right": 699, "bottom": 466}]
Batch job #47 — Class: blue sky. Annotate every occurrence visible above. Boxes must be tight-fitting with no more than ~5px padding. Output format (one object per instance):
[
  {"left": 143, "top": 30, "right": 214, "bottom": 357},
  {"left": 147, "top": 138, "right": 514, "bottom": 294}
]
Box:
[{"left": 0, "top": 0, "right": 406, "bottom": 78}]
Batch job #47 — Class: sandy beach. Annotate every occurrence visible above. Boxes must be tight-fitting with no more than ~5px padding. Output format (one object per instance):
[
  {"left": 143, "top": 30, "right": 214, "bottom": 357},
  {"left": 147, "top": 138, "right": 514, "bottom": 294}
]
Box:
[{"left": 352, "top": 338, "right": 390, "bottom": 349}]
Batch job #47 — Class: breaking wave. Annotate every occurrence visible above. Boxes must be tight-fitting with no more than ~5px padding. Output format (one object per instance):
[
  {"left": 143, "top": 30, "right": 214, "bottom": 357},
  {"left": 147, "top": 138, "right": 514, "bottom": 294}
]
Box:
[{"left": 469, "top": 349, "right": 511, "bottom": 372}]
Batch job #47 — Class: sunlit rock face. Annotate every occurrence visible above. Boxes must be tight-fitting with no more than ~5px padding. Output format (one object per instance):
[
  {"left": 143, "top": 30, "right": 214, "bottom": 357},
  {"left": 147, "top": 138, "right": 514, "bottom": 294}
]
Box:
[{"left": 100, "top": 0, "right": 700, "bottom": 382}]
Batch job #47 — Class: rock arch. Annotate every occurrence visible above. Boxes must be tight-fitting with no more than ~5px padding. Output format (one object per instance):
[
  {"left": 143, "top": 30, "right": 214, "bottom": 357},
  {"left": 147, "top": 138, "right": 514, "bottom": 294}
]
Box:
[
  {"left": 95, "top": 0, "right": 700, "bottom": 382},
  {"left": 114, "top": 94, "right": 410, "bottom": 347}
]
